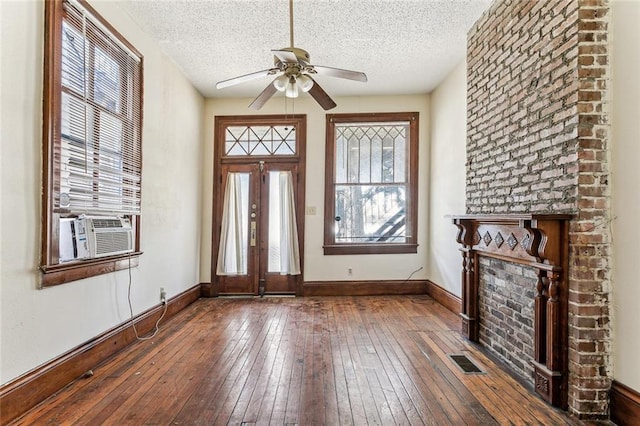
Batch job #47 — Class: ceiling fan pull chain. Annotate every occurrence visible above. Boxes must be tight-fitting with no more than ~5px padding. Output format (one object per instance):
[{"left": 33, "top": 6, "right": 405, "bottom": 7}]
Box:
[
  {"left": 289, "top": 0, "right": 294, "bottom": 47},
  {"left": 284, "top": 94, "right": 289, "bottom": 121}
]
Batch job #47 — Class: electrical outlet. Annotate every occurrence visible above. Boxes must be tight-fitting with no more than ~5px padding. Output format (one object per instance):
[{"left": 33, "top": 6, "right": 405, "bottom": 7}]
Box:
[
  {"left": 160, "top": 287, "right": 166, "bottom": 305},
  {"left": 348, "top": 267, "right": 353, "bottom": 276}
]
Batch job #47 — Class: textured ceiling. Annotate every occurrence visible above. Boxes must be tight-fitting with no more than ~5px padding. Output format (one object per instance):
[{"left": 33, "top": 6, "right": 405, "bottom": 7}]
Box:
[{"left": 116, "top": 0, "right": 491, "bottom": 99}]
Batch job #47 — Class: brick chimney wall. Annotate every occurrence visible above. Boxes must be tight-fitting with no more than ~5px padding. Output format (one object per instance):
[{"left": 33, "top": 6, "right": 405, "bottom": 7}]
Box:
[{"left": 466, "top": 0, "right": 611, "bottom": 419}]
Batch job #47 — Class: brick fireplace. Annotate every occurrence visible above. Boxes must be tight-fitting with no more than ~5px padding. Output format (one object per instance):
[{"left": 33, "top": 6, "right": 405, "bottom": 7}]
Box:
[
  {"left": 453, "top": 215, "right": 571, "bottom": 408},
  {"left": 465, "top": 0, "right": 611, "bottom": 419}
]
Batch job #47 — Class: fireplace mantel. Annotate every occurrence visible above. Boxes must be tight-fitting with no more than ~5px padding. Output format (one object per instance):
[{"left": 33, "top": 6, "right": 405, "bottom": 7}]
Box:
[{"left": 452, "top": 214, "right": 571, "bottom": 408}]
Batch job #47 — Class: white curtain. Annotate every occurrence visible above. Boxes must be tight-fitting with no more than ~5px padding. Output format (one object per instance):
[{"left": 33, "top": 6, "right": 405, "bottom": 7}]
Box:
[
  {"left": 278, "top": 171, "right": 301, "bottom": 275},
  {"left": 216, "top": 173, "right": 247, "bottom": 275}
]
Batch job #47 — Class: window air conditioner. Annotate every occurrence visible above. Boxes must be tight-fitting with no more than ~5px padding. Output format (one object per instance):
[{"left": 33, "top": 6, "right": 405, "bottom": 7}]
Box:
[
  {"left": 80, "top": 216, "right": 134, "bottom": 258},
  {"left": 74, "top": 216, "right": 134, "bottom": 259}
]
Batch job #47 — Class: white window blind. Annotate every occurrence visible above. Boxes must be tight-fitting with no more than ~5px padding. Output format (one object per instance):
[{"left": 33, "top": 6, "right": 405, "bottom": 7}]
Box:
[{"left": 56, "top": 0, "right": 142, "bottom": 215}]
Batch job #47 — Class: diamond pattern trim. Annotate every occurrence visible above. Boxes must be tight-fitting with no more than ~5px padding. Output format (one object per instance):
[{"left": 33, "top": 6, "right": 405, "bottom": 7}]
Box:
[{"left": 473, "top": 231, "right": 481, "bottom": 245}]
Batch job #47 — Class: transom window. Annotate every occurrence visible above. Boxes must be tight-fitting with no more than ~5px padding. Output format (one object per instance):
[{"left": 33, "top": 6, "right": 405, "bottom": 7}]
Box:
[
  {"left": 225, "top": 125, "right": 296, "bottom": 157},
  {"left": 324, "top": 113, "right": 419, "bottom": 255}
]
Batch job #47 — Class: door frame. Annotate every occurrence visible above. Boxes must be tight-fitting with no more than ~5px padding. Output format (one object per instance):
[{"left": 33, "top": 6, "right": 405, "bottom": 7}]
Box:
[{"left": 209, "top": 115, "right": 306, "bottom": 297}]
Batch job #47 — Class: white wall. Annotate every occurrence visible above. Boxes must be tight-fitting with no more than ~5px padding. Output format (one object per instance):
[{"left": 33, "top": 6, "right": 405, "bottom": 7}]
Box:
[
  {"left": 611, "top": 0, "right": 640, "bottom": 392},
  {"left": 0, "top": 0, "right": 204, "bottom": 384},
  {"left": 201, "top": 95, "right": 430, "bottom": 283},
  {"left": 428, "top": 61, "right": 467, "bottom": 297}
]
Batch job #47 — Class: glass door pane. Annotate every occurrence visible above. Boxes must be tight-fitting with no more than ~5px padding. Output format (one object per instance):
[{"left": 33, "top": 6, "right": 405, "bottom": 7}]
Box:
[
  {"left": 268, "top": 171, "right": 282, "bottom": 273},
  {"left": 217, "top": 172, "right": 250, "bottom": 275},
  {"left": 266, "top": 170, "right": 300, "bottom": 275}
]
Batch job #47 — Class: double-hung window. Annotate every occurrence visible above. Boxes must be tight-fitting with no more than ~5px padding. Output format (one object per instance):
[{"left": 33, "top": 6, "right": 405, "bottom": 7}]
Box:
[
  {"left": 41, "top": 0, "right": 143, "bottom": 286},
  {"left": 324, "top": 112, "right": 419, "bottom": 255}
]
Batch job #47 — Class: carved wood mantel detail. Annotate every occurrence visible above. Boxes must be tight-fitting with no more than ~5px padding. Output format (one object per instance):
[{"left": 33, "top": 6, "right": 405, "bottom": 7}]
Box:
[{"left": 452, "top": 214, "right": 571, "bottom": 409}]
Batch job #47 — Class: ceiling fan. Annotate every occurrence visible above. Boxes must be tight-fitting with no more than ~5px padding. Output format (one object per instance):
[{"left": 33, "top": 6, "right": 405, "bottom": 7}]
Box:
[{"left": 215, "top": 0, "right": 367, "bottom": 110}]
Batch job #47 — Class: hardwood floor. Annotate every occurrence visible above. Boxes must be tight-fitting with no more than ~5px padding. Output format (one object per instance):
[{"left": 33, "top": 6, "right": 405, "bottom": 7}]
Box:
[{"left": 11, "top": 296, "right": 578, "bottom": 425}]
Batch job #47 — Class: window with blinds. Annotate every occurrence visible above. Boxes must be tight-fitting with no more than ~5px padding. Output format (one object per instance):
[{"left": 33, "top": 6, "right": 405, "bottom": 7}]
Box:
[
  {"left": 41, "top": 0, "right": 143, "bottom": 285},
  {"left": 57, "top": 0, "right": 142, "bottom": 215}
]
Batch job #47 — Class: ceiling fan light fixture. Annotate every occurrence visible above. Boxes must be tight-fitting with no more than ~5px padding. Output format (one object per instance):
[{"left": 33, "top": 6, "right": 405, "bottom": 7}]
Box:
[
  {"left": 217, "top": 0, "right": 365, "bottom": 110},
  {"left": 273, "top": 74, "right": 289, "bottom": 92},
  {"left": 297, "top": 74, "right": 314, "bottom": 92},
  {"left": 285, "top": 76, "right": 299, "bottom": 98}
]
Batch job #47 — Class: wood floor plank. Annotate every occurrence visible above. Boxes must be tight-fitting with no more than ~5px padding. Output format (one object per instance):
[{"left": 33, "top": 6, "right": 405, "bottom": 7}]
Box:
[
  {"left": 211, "top": 303, "right": 286, "bottom": 425},
  {"left": 370, "top": 308, "right": 443, "bottom": 424},
  {"left": 318, "top": 300, "right": 341, "bottom": 425},
  {"left": 227, "top": 301, "right": 290, "bottom": 425},
  {"left": 260, "top": 301, "right": 304, "bottom": 425},
  {"left": 373, "top": 298, "right": 432, "bottom": 425},
  {"left": 9, "top": 295, "right": 579, "bottom": 426},
  {"left": 14, "top": 304, "right": 210, "bottom": 424},
  {"left": 409, "top": 331, "right": 497, "bottom": 425},
  {"left": 107, "top": 306, "right": 240, "bottom": 425},
  {"left": 419, "top": 330, "right": 574, "bottom": 425},
  {"left": 281, "top": 305, "right": 307, "bottom": 425},
  {"left": 367, "top": 317, "right": 428, "bottom": 424},
  {"left": 454, "top": 343, "right": 573, "bottom": 424},
  {"left": 332, "top": 299, "right": 367, "bottom": 425},
  {"left": 341, "top": 298, "right": 384, "bottom": 425},
  {"left": 360, "top": 298, "right": 447, "bottom": 424},
  {"left": 237, "top": 301, "right": 291, "bottom": 424},
  {"left": 99, "top": 316, "right": 232, "bottom": 424},
  {"left": 354, "top": 300, "right": 410, "bottom": 426},
  {"left": 173, "top": 304, "right": 274, "bottom": 424},
  {"left": 299, "top": 303, "right": 325, "bottom": 426},
  {"left": 373, "top": 329, "right": 438, "bottom": 425},
  {"left": 379, "top": 299, "right": 474, "bottom": 425}
]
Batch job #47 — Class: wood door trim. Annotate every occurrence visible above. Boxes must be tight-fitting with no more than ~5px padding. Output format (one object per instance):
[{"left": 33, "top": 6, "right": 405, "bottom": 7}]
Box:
[{"left": 211, "top": 115, "right": 306, "bottom": 296}]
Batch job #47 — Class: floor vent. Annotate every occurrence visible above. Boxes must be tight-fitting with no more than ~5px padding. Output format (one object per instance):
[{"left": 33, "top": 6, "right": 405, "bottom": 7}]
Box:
[
  {"left": 218, "top": 295, "right": 254, "bottom": 299},
  {"left": 448, "top": 354, "right": 485, "bottom": 374}
]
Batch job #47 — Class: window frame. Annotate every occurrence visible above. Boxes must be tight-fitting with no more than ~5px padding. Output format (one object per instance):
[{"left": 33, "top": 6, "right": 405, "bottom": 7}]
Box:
[
  {"left": 324, "top": 112, "right": 419, "bottom": 255},
  {"left": 40, "top": 0, "right": 143, "bottom": 287}
]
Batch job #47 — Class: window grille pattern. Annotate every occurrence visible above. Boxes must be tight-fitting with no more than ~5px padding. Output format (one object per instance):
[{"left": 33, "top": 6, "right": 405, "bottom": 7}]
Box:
[
  {"left": 334, "top": 122, "right": 410, "bottom": 243},
  {"left": 225, "top": 126, "right": 296, "bottom": 156}
]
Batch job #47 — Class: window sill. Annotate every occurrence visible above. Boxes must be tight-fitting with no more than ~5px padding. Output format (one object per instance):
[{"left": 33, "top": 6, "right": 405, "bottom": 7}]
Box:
[
  {"left": 323, "top": 244, "right": 418, "bottom": 255},
  {"left": 40, "top": 252, "right": 142, "bottom": 287}
]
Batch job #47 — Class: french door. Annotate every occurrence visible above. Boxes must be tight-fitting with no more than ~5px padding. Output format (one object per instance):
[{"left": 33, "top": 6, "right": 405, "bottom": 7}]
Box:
[{"left": 212, "top": 115, "right": 306, "bottom": 296}]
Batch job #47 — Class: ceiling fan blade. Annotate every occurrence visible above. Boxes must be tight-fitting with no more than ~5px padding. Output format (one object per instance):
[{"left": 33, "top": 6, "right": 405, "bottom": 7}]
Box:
[
  {"left": 307, "top": 78, "right": 337, "bottom": 110},
  {"left": 272, "top": 49, "right": 299, "bottom": 63},
  {"left": 216, "top": 68, "right": 280, "bottom": 90},
  {"left": 248, "top": 80, "right": 278, "bottom": 110},
  {"left": 311, "top": 65, "right": 368, "bottom": 82}
]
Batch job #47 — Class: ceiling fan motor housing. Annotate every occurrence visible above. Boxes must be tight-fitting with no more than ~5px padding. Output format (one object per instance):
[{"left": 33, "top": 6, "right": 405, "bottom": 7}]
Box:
[{"left": 274, "top": 47, "right": 311, "bottom": 66}]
